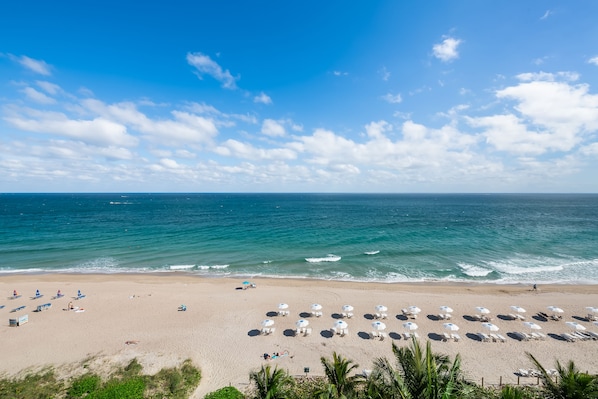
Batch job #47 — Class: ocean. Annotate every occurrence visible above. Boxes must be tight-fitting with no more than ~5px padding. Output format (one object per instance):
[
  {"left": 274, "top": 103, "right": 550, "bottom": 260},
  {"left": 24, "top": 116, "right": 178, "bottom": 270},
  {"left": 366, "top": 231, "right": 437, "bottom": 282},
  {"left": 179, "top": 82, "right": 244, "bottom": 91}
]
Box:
[{"left": 1, "top": 193, "right": 597, "bottom": 284}]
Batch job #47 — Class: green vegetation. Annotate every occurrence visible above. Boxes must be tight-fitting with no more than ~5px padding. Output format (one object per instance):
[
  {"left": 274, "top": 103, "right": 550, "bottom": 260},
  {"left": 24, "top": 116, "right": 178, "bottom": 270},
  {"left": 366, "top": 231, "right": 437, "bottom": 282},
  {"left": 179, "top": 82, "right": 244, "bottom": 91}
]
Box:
[
  {"left": 1, "top": 341, "right": 597, "bottom": 399},
  {"left": 204, "top": 386, "right": 245, "bottom": 399},
  {"left": 0, "top": 358, "right": 200, "bottom": 399}
]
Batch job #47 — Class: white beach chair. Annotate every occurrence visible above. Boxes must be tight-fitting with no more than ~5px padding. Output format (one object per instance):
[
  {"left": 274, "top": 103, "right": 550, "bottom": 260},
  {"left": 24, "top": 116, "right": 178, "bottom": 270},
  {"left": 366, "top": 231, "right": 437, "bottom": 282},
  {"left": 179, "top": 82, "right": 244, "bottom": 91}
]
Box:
[
  {"left": 379, "top": 332, "right": 387, "bottom": 341},
  {"left": 370, "top": 331, "right": 379, "bottom": 339},
  {"left": 451, "top": 333, "right": 461, "bottom": 342},
  {"left": 496, "top": 333, "right": 507, "bottom": 342},
  {"left": 403, "top": 332, "right": 412, "bottom": 340},
  {"left": 304, "top": 328, "right": 312, "bottom": 336},
  {"left": 442, "top": 332, "right": 451, "bottom": 342}
]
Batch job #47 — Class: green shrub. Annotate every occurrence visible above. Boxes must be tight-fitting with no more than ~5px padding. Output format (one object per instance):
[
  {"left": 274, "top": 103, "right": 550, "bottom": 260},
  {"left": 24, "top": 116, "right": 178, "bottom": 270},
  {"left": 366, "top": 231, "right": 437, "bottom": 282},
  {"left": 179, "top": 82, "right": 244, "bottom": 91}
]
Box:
[
  {"left": 89, "top": 377, "right": 145, "bottom": 399},
  {"left": 67, "top": 374, "right": 101, "bottom": 398},
  {"left": 203, "top": 386, "right": 244, "bottom": 399}
]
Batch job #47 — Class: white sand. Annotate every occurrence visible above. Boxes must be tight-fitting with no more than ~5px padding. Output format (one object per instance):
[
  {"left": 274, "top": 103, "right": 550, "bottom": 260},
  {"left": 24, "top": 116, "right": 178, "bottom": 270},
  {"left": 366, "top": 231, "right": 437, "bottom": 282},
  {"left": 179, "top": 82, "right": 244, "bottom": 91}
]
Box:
[{"left": 1, "top": 275, "right": 598, "bottom": 397}]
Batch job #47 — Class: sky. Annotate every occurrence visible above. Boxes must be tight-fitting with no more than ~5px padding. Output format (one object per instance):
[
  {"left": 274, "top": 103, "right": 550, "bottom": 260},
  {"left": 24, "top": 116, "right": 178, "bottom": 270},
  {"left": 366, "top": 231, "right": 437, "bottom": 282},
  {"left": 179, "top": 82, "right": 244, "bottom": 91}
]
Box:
[{"left": 1, "top": 1, "right": 598, "bottom": 193}]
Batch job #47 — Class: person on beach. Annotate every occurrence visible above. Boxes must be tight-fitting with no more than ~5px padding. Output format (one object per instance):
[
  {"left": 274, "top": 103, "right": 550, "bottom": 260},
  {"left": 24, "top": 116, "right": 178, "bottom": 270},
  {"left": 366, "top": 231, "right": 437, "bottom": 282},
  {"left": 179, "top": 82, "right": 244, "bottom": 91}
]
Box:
[
  {"left": 13, "top": 290, "right": 18, "bottom": 297},
  {"left": 36, "top": 289, "right": 40, "bottom": 297},
  {"left": 533, "top": 284, "right": 537, "bottom": 291},
  {"left": 68, "top": 301, "right": 74, "bottom": 310},
  {"left": 57, "top": 289, "right": 62, "bottom": 297}
]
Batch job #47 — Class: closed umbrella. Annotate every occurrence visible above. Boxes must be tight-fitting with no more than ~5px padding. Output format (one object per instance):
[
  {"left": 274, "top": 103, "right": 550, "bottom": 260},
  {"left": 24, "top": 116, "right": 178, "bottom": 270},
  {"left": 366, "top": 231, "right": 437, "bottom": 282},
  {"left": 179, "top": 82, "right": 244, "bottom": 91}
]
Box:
[
  {"left": 482, "top": 322, "right": 499, "bottom": 332},
  {"left": 372, "top": 321, "right": 387, "bottom": 331},
  {"left": 443, "top": 323, "right": 459, "bottom": 331}
]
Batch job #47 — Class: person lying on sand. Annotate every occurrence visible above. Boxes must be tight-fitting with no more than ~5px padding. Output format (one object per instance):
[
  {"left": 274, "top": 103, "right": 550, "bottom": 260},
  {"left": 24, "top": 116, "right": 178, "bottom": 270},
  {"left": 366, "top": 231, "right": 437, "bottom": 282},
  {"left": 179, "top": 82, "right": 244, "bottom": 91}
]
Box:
[{"left": 125, "top": 340, "right": 140, "bottom": 345}]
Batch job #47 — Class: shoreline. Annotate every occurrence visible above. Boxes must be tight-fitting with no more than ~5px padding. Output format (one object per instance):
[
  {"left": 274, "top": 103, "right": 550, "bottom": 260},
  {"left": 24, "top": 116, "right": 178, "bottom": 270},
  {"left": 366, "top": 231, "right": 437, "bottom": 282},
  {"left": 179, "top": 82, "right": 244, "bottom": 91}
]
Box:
[{"left": 2, "top": 274, "right": 598, "bottom": 397}]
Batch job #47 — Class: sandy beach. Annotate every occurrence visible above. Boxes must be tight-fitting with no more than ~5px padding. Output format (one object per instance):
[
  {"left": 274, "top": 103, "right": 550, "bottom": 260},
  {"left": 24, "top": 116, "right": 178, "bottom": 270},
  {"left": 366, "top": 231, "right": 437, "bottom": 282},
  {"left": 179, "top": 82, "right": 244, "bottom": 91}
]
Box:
[{"left": 1, "top": 275, "right": 597, "bottom": 397}]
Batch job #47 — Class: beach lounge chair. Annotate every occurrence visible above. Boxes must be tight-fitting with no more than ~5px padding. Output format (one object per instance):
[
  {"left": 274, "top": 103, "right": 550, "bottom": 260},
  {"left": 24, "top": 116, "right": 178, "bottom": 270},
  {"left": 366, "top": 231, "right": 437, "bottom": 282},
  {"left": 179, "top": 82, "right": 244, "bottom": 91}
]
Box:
[
  {"left": 403, "top": 332, "right": 412, "bottom": 340},
  {"left": 379, "top": 332, "right": 387, "bottom": 340},
  {"left": 561, "top": 333, "right": 576, "bottom": 342},
  {"left": 517, "top": 369, "right": 530, "bottom": 377},
  {"left": 496, "top": 333, "right": 507, "bottom": 342},
  {"left": 586, "top": 331, "right": 598, "bottom": 339},
  {"left": 340, "top": 328, "right": 348, "bottom": 337},
  {"left": 451, "top": 333, "right": 461, "bottom": 342},
  {"left": 370, "top": 331, "right": 380, "bottom": 339},
  {"left": 304, "top": 327, "right": 312, "bottom": 336},
  {"left": 442, "top": 332, "right": 451, "bottom": 342},
  {"left": 477, "top": 333, "right": 491, "bottom": 342},
  {"left": 178, "top": 305, "right": 187, "bottom": 311},
  {"left": 530, "top": 332, "right": 545, "bottom": 341},
  {"left": 10, "top": 305, "right": 26, "bottom": 313}
]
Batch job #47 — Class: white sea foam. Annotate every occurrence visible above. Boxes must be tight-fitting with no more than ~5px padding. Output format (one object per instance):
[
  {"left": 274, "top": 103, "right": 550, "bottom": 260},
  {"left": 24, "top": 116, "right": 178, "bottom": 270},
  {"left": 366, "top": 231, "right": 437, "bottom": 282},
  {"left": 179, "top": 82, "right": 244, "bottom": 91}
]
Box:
[
  {"left": 169, "top": 264, "right": 195, "bottom": 270},
  {"left": 364, "top": 250, "right": 380, "bottom": 255},
  {"left": 458, "top": 263, "right": 493, "bottom": 277},
  {"left": 305, "top": 254, "right": 341, "bottom": 263},
  {"left": 197, "top": 264, "right": 229, "bottom": 270}
]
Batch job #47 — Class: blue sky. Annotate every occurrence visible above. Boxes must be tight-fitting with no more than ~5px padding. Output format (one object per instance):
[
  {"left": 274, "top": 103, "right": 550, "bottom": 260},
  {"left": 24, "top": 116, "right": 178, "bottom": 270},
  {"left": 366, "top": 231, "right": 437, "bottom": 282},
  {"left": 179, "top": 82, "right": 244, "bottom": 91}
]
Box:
[{"left": 1, "top": 1, "right": 598, "bottom": 193}]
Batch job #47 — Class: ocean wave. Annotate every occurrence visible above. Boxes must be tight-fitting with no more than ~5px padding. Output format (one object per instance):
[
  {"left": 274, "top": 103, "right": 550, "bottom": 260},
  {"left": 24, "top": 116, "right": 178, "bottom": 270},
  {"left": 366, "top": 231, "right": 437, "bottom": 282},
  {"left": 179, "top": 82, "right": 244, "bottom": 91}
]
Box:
[
  {"left": 169, "top": 264, "right": 196, "bottom": 270},
  {"left": 458, "top": 263, "right": 493, "bottom": 277},
  {"left": 196, "top": 264, "right": 229, "bottom": 270},
  {"left": 364, "top": 250, "right": 380, "bottom": 255},
  {"left": 305, "top": 254, "right": 341, "bottom": 263}
]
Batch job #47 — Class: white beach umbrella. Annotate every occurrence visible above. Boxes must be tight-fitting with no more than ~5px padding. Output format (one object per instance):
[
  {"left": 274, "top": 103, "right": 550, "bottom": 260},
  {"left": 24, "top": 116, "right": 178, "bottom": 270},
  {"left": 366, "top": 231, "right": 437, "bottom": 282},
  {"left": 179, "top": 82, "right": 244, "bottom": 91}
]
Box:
[
  {"left": 407, "top": 305, "right": 422, "bottom": 314},
  {"left": 443, "top": 323, "right": 460, "bottom": 331},
  {"left": 372, "top": 321, "right": 387, "bottom": 331},
  {"left": 334, "top": 320, "right": 348, "bottom": 330},
  {"left": 296, "top": 319, "right": 309, "bottom": 328},
  {"left": 403, "top": 322, "right": 418, "bottom": 331},
  {"left": 585, "top": 306, "right": 598, "bottom": 313},
  {"left": 342, "top": 305, "right": 354, "bottom": 312},
  {"left": 375, "top": 305, "right": 388, "bottom": 312},
  {"left": 511, "top": 305, "right": 526, "bottom": 313},
  {"left": 262, "top": 319, "right": 275, "bottom": 327},
  {"left": 547, "top": 306, "right": 564, "bottom": 314},
  {"left": 566, "top": 321, "right": 587, "bottom": 331},
  {"left": 482, "top": 322, "right": 499, "bottom": 332},
  {"left": 439, "top": 306, "right": 454, "bottom": 313},
  {"left": 523, "top": 321, "right": 542, "bottom": 330},
  {"left": 278, "top": 303, "right": 289, "bottom": 310},
  {"left": 311, "top": 303, "right": 322, "bottom": 311},
  {"left": 475, "top": 306, "right": 491, "bottom": 314}
]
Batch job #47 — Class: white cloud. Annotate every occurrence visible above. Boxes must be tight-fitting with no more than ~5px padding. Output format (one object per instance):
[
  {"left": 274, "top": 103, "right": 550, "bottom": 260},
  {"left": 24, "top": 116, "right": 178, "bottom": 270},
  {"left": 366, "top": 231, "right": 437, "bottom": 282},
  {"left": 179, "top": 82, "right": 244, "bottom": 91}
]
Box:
[
  {"left": 432, "top": 37, "right": 461, "bottom": 63},
  {"left": 4, "top": 109, "right": 138, "bottom": 147},
  {"left": 588, "top": 56, "right": 598, "bottom": 66},
  {"left": 11, "top": 55, "right": 52, "bottom": 75},
  {"left": 35, "top": 81, "right": 62, "bottom": 95},
  {"left": 186, "top": 52, "right": 238, "bottom": 89},
  {"left": 214, "top": 139, "right": 297, "bottom": 161},
  {"left": 516, "top": 71, "right": 579, "bottom": 82},
  {"left": 21, "top": 87, "right": 56, "bottom": 104},
  {"left": 540, "top": 10, "right": 552, "bottom": 20},
  {"left": 382, "top": 93, "right": 402, "bottom": 104},
  {"left": 261, "top": 119, "right": 286, "bottom": 137},
  {"left": 333, "top": 70, "right": 349, "bottom": 76},
  {"left": 379, "top": 66, "right": 390, "bottom": 81},
  {"left": 254, "top": 92, "right": 272, "bottom": 104}
]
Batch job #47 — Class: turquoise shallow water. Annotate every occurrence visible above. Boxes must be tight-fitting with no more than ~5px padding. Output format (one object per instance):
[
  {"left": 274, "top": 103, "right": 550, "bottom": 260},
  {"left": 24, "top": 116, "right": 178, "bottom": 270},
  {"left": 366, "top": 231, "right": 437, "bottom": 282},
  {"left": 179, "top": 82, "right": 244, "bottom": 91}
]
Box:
[{"left": 1, "top": 193, "right": 597, "bottom": 284}]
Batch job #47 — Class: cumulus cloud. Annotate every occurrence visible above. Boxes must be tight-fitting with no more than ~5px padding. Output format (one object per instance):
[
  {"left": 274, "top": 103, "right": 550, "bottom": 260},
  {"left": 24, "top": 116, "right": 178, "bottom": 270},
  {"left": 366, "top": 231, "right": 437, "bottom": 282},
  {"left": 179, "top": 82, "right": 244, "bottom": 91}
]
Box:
[
  {"left": 588, "top": 56, "right": 598, "bottom": 66},
  {"left": 432, "top": 37, "right": 461, "bottom": 63},
  {"left": 10, "top": 55, "right": 52, "bottom": 75},
  {"left": 186, "top": 52, "right": 238, "bottom": 89},
  {"left": 254, "top": 92, "right": 272, "bottom": 104},
  {"left": 214, "top": 139, "right": 297, "bottom": 161},
  {"left": 382, "top": 93, "right": 402, "bottom": 104},
  {"left": 21, "top": 87, "right": 56, "bottom": 104},
  {"left": 35, "top": 81, "right": 62, "bottom": 95},
  {"left": 261, "top": 119, "right": 286, "bottom": 137}
]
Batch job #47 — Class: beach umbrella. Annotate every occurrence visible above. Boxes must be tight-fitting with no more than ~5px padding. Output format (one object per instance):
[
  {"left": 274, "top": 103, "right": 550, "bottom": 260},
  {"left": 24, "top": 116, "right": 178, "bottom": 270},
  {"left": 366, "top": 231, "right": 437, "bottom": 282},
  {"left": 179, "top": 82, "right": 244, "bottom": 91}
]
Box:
[
  {"left": 407, "top": 305, "right": 421, "bottom": 314},
  {"left": 372, "top": 321, "right": 387, "bottom": 331},
  {"left": 278, "top": 303, "right": 289, "bottom": 310},
  {"left": 523, "top": 321, "right": 542, "bottom": 330},
  {"left": 375, "top": 305, "right": 388, "bottom": 312},
  {"left": 443, "top": 323, "right": 460, "bottom": 331},
  {"left": 403, "top": 322, "right": 418, "bottom": 331},
  {"left": 296, "top": 319, "right": 309, "bottom": 328},
  {"left": 262, "top": 319, "right": 275, "bottom": 327},
  {"left": 334, "top": 320, "right": 348, "bottom": 330},
  {"left": 475, "top": 306, "right": 491, "bottom": 314},
  {"left": 585, "top": 306, "right": 598, "bottom": 314},
  {"left": 342, "top": 305, "right": 354, "bottom": 312},
  {"left": 547, "top": 306, "right": 564, "bottom": 314},
  {"left": 440, "top": 306, "right": 454, "bottom": 313},
  {"left": 311, "top": 303, "right": 322, "bottom": 311},
  {"left": 511, "top": 305, "right": 526, "bottom": 313},
  {"left": 566, "top": 321, "right": 586, "bottom": 331},
  {"left": 482, "top": 322, "right": 499, "bottom": 332}
]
